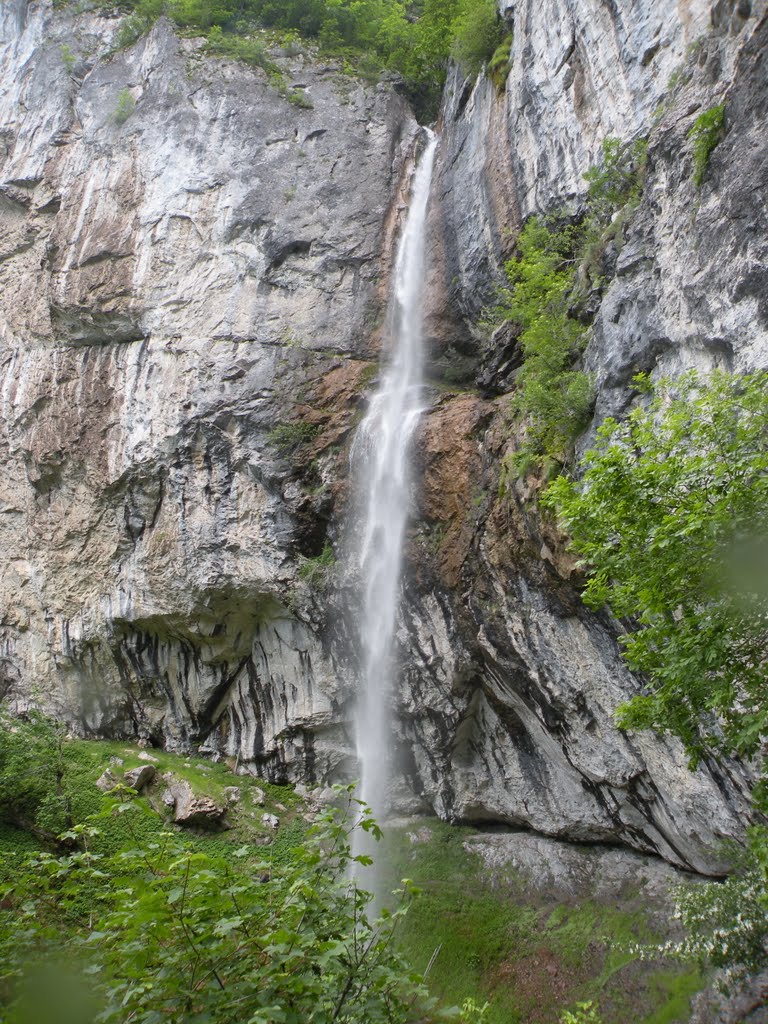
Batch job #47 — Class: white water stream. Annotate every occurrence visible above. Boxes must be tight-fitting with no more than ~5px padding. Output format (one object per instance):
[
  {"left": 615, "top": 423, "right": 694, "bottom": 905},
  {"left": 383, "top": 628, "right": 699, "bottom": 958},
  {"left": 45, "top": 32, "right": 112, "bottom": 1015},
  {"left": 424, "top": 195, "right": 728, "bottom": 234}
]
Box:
[{"left": 350, "top": 130, "right": 438, "bottom": 891}]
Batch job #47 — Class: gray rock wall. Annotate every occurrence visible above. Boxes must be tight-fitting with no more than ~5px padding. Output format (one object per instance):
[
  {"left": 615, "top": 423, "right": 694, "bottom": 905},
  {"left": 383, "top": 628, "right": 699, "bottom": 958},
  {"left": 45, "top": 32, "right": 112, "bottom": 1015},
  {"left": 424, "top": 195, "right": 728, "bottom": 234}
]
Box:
[{"left": 0, "top": 0, "right": 416, "bottom": 778}]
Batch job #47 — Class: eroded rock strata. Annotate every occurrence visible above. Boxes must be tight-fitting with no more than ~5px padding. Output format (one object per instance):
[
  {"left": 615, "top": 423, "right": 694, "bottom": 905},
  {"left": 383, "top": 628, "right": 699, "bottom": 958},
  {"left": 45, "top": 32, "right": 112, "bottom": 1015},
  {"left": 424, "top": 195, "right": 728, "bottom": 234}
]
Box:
[{"left": 1, "top": 0, "right": 766, "bottom": 874}]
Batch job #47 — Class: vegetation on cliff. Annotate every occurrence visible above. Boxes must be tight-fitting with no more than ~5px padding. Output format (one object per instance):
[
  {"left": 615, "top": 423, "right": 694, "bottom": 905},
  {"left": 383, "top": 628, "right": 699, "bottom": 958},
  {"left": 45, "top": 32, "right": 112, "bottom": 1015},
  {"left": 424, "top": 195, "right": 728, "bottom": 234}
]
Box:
[
  {"left": 495, "top": 137, "right": 647, "bottom": 477},
  {"left": 546, "top": 370, "right": 768, "bottom": 983},
  {"left": 55, "top": 0, "right": 505, "bottom": 118}
]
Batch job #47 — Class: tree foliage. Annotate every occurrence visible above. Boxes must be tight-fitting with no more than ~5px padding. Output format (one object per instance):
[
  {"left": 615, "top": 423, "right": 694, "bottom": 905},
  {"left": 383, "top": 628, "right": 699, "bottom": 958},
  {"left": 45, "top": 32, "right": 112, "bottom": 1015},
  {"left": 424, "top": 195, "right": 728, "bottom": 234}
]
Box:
[
  {"left": 544, "top": 372, "right": 768, "bottom": 765},
  {"left": 0, "top": 788, "right": 456, "bottom": 1024},
  {"left": 66, "top": 0, "right": 504, "bottom": 119},
  {"left": 544, "top": 370, "right": 768, "bottom": 764},
  {"left": 545, "top": 370, "right": 768, "bottom": 981}
]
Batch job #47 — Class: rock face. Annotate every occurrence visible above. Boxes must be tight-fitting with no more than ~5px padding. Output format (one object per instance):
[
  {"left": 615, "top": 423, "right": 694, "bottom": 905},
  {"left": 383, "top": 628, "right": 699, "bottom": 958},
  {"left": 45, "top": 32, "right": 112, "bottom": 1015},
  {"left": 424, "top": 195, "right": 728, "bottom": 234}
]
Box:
[
  {"left": 0, "top": 1, "right": 416, "bottom": 778},
  {"left": 1, "top": 0, "right": 765, "bottom": 874}
]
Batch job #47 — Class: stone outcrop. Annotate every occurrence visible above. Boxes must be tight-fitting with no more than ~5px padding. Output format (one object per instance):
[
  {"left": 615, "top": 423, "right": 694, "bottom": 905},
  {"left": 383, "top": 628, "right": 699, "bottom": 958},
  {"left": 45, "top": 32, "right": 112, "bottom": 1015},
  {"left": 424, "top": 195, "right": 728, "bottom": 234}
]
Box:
[
  {"left": 1, "top": 0, "right": 765, "bottom": 874},
  {"left": 167, "top": 777, "right": 226, "bottom": 828},
  {"left": 124, "top": 763, "right": 155, "bottom": 791}
]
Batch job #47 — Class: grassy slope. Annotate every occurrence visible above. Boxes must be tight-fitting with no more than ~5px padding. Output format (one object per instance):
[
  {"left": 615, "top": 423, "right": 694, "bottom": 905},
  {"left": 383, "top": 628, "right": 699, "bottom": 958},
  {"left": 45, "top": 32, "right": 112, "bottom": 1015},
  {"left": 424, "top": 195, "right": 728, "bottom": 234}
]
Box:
[
  {"left": 0, "top": 738, "right": 308, "bottom": 878},
  {"left": 0, "top": 744, "right": 703, "bottom": 1021},
  {"left": 381, "top": 821, "right": 703, "bottom": 1024}
]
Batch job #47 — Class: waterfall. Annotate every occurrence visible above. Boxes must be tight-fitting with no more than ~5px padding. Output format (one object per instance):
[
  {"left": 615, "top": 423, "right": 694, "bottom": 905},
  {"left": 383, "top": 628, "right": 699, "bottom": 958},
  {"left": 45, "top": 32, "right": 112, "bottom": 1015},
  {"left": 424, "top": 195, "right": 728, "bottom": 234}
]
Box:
[{"left": 350, "top": 129, "right": 438, "bottom": 894}]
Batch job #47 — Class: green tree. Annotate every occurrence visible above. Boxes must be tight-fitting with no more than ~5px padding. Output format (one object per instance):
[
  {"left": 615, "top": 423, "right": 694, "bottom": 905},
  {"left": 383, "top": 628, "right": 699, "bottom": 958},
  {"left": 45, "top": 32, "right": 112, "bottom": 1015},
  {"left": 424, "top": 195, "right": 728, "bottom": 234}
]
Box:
[
  {"left": 544, "top": 370, "right": 768, "bottom": 765},
  {"left": 0, "top": 790, "right": 455, "bottom": 1024},
  {"left": 544, "top": 370, "right": 768, "bottom": 982}
]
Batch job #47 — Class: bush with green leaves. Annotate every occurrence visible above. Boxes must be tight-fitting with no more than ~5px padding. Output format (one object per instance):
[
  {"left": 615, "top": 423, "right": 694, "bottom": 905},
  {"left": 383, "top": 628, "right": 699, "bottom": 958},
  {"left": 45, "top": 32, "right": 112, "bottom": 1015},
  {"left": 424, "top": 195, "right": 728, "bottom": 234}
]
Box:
[
  {"left": 55, "top": 0, "right": 505, "bottom": 120},
  {"left": 544, "top": 370, "right": 768, "bottom": 979},
  {"left": 0, "top": 789, "right": 463, "bottom": 1024},
  {"left": 641, "top": 845, "right": 768, "bottom": 987},
  {"left": 495, "top": 136, "right": 647, "bottom": 478},
  {"left": 689, "top": 103, "right": 725, "bottom": 187}
]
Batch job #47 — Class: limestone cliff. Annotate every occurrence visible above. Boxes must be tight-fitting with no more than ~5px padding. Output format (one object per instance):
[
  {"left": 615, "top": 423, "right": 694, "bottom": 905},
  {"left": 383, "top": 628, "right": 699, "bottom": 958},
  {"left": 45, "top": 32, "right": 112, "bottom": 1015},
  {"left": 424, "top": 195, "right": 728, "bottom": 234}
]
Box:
[{"left": 1, "top": 0, "right": 765, "bottom": 874}]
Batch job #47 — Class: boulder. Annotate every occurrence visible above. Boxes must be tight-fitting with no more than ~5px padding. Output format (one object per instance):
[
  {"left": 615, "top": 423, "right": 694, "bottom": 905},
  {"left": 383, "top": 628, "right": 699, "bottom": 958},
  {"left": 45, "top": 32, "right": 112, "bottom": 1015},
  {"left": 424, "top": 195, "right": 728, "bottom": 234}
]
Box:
[
  {"left": 123, "top": 764, "right": 156, "bottom": 792},
  {"left": 95, "top": 768, "right": 118, "bottom": 793},
  {"left": 169, "top": 779, "right": 227, "bottom": 829}
]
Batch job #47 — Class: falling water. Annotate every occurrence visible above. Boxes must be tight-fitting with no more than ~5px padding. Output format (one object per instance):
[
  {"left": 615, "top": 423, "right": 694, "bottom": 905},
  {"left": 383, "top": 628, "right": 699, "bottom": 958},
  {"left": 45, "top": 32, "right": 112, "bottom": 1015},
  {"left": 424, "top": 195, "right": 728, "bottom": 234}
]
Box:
[{"left": 350, "top": 129, "right": 438, "bottom": 893}]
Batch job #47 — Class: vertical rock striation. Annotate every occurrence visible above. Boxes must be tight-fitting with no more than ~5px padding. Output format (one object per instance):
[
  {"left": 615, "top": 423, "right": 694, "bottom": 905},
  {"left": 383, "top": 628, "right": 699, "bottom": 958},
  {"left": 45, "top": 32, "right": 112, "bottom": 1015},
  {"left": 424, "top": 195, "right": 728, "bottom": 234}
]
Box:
[{"left": 0, "top": 0, "right": 417, "bottom": 778}]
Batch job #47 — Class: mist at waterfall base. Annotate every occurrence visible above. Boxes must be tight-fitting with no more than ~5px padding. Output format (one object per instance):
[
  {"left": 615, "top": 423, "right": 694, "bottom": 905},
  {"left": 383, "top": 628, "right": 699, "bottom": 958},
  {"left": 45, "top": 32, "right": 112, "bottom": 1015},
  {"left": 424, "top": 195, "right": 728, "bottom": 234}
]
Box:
[{"left": 348, "top": 130, "right": 438, "bottom": 903}]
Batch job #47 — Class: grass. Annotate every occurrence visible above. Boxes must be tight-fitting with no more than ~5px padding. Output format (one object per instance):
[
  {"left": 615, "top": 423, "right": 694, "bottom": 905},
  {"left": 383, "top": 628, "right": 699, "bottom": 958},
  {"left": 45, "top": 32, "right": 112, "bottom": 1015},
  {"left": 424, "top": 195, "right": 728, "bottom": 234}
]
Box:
[
  {"left": 689, "top": 104, "right": 725, "bottom": 187},
  {"left": 380, "top": 820, "right": 704, "bottom": 1024},
  {"left": 0, "top": 738, "right": 304, "bottom": 867}
]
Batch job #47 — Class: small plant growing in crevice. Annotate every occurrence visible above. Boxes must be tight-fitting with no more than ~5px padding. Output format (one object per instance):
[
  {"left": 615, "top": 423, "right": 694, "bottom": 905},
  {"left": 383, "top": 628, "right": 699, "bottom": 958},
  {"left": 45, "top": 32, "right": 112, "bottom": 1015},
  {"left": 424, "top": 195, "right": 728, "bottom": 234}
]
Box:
[
  {"left": 59, "top": 42, "right": 77, "bottom": 72},
  {"left": 266, "top": 420, "right": 318, "bottom": 456},
  {"left": 488, "top": 34, "right": 513, "bottom": 92},
  {"left": 298, "top": 542, "right": 335, "bottom": 587},
  {"left": 286, "top": 88, "right": 313, "bottom": 109},
  {"left": 112, "top": 87, "right": 136, "bottom": 126},
  {"left": 689, "top": 103, "right": 726, "bottom": 186},
  {"left": 583, "top": 136, "right": 648, "bottom": 222}
]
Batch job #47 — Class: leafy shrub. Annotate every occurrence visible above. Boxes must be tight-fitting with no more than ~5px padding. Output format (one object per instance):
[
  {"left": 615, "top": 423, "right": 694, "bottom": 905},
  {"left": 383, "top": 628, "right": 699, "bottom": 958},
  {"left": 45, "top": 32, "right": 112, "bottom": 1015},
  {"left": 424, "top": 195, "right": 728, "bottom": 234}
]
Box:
[
  {"left": 267, "top": 420, "right": 319, "bottom": 456},
  {"left": 689, "top": 103, "right": 726, "bottom": 186},
  {"left": 0, "top": 791, "right": 452, "bottom": 1024},
  {"left": 112, "top": 87, "right": 136, "bottom": 125},
  {"left": 657, "top": 850, "right": 768, "bottom": 984}
]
